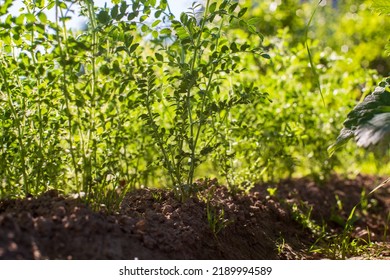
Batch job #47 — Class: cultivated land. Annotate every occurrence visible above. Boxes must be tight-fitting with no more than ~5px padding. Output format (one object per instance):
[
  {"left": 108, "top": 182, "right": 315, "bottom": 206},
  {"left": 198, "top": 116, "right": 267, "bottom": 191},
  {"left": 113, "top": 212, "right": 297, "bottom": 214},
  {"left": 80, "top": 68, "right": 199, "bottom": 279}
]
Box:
[
  {"left": 1, "top": 174, "right": 389, "bottom": 259},
  {"left": 1, "top": 0, "right": 390, "bottom": 261}
]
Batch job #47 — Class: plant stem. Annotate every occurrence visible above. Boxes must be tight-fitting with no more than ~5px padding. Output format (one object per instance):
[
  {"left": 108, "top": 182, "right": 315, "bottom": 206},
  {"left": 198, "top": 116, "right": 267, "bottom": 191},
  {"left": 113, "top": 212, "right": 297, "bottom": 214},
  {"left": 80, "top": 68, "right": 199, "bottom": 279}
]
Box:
[
  {"left": 186, "top": 0, "right": 211, "bottom": 186},
  {"left": 0, "top": 65, "right": 29, "bottom": 194},
  {"left": 85, "top": 0, "right": 98, "bottom": 201},
  {"left": 55, "top": 2, "right": 80, "bottom": 193},
  {"left": 144, "top": 75, "right": 179, "bottom": 189},
  {"left": 27, "top": 3, "right": 45, "bottom": 193}
]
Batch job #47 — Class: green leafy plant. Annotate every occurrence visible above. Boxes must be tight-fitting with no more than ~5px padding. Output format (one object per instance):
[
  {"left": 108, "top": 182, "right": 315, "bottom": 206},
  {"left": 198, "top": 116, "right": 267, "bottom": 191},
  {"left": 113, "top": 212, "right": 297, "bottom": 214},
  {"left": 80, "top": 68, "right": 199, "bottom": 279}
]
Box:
[
  {"left": 201, "top": 183, "right": 232, "bottom": 236},
  {"left": 206, "top": 203, "right": 229, "bottom": 236},
  {"left": 0, "top": 0, "right": 271, "bottom": 206},
  {"left": 1, "top": 0, "right": 389, "bottom": 217},
  {"left": 371, "top": 0, "right": 390, "bottom": 15},
  {"left": 290, "top": 202, "right": 323, "bottom": 235},
  {"left": 372, "top": 0, "right": 390, "bottom": 56},
  {"left": 329, "top": 1, "right": 390, "bottom": 155},
  {"left": 310, "top": 205, "right": 372, "bottom": 260},
  {"left": 133, "top": 0, "right": 270, "bottom": 198},
  {"left": 0, "top": 0, "right": 162, "bottom": 207}
]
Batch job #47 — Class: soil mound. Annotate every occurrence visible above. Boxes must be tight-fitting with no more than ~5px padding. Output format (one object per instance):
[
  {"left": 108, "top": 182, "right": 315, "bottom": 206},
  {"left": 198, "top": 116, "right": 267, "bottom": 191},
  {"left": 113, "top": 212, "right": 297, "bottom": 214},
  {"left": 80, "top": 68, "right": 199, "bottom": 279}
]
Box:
[{"left": 0, "top": 175, "right": 389, "bottom": 259}]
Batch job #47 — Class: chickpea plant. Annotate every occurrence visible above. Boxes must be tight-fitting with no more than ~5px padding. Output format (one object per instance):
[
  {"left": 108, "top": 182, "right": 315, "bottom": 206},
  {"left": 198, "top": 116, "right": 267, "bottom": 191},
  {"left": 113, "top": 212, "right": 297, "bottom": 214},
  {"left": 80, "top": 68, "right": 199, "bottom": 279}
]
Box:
[
  {"left": 0, "top": 0, "right": 269, "bottom": 206},
  {"left": 132, "top": 0, "right": 270, "bottom": 198}
]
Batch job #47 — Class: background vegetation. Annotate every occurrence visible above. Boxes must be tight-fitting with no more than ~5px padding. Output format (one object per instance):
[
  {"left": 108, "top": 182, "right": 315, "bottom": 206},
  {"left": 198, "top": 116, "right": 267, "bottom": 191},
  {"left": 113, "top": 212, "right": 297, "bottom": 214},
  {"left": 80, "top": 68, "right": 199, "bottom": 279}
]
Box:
[{"left": 0, "top": 0, "right": 389, "bottom": 208}]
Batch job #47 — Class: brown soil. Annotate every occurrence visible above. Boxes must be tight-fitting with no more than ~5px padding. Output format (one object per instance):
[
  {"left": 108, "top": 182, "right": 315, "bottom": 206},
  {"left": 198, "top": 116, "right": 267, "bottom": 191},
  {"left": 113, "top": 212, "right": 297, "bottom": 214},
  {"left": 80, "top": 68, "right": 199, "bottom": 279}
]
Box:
[{"left": 1, "top": 174, "right": 389, "bottom": 260}]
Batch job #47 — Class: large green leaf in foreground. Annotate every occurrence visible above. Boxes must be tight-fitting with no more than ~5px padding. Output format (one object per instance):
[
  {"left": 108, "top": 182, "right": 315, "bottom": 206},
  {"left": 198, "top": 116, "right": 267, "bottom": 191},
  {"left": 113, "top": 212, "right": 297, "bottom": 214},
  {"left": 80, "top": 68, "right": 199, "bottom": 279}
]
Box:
[{"left": 329, "top": 78, "right": 390, "bottom": 155}]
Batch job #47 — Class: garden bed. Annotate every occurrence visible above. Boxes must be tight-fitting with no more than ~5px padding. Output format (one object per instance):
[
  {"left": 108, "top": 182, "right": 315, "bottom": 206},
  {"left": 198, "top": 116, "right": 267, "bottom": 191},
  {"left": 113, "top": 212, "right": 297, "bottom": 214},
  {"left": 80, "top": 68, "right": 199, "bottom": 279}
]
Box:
[{"left": 0, "top": 174, "right": 389, "bottom": 260}]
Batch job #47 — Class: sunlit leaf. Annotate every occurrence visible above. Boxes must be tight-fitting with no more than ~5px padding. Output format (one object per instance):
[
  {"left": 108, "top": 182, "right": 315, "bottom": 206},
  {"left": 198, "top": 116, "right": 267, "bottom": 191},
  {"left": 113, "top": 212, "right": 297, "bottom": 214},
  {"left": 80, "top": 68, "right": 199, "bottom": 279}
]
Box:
[
  {"left": 238, "top": 7, "right": 248, "bottom": 18},
  {"left": 209, "top": 2, "right": 217, "bottom": 13}
]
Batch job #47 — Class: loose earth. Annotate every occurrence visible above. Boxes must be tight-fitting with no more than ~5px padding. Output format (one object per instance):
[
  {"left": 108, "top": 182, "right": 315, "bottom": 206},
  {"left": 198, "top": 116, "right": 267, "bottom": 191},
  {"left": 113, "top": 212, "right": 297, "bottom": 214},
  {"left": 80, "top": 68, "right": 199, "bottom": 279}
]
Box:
[{"left": 1, "top": 174, "right": 389, "bottom": 259}]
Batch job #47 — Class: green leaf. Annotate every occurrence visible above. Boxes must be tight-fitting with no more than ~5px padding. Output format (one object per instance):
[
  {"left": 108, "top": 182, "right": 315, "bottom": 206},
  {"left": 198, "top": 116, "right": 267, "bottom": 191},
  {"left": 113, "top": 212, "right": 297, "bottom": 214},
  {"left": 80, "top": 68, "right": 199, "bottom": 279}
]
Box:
[
  {"left": 120, "top": 1, "right": 128, "bottom": 14},
  {"left": 247, "top": 24, "right": 257, "bottom": 34},
  {"left": 221, "top": 45, "right": 229, "bottom": 53},
  {"left": 129, "top": 43, "right": 139, "bottom": 53},
  {"left": 140, "top": 14, "right": 149, "bottom": 22},
  {"left": 0, "top": 0, "right": 14, "bottom": 15},
  {"left": 229, "top": 2, "right": 239, "bottom": 14},
  {"left": 230, "top": 42, "right": 239, "bottom": 52},
  {"left": 238, "top": 7, "right": 248, "bottom": 18},
  {"left": 124, "top": 35, "right": 133, "bottom": 48},
  {"left": 128, "top": 12, "right": 138, "bottom": 21},
  {"left": 97, "top": 10, "right": 110, "bottom": 25},
  {"left": 37, "top": 12, "right": 47, "bottom": 24},
  {"left": 261, "top": 53, "right": 270, "bottom": 59},
  {"left": 209, "top": 2, "right": 217, "bottom": 13},
  {"left": 328, "top": 128, "right": 354, "bottom": 156},
  {"left": 329, "top": 78, "right": 390, "bottom": 154},
  {"left": 180, "top": 12, "right": 188, "bottom": 24},
  {"left": 160, "top": 28, "right": 172, "bottom": 35},
  {"left": 141, "top": 24, "right": 149, "bottom": 33},
  {"left": 175, "top": 26, "right": 189, "bottom": 40},
  {"left": 152, "top": 19, "right": 161, "bottom": 27},
  {"left": 236, "top": 44, "right": 246, "bottom": 52},
  {"left": 58, "top": 1, "right": 67, "bottom": 9},
  {"left": 247, "top": 17, "right": 262, "bottom": 25},
  {"left": 219, "top": 0, "right": 228, "bottom": 10},
  {"left": 111, "top": 5, "right": 119, "bottom": 19},
  {"left": 115, "top": 46, "right": 126, "bottom": 53},
  {"left": 354, "top": 113, "right": 390, "bottom": 147},
  {"left": 26, "top": 13, "right": 36, "bottom": 23},
  {"left": 15, "top": 14, "right": 25, "bottom": 25},
  {"left": 155, "top": 52, "right": 164, "bottom": 62},
  {"left": 47, "top": 1, "right": 55, "bottom": 9},
  {"left": 155, "top": 10, "right": 162, "bottom": 18},
  {"left": 99, "top": 65, "right": 110, "bottom": 75}
]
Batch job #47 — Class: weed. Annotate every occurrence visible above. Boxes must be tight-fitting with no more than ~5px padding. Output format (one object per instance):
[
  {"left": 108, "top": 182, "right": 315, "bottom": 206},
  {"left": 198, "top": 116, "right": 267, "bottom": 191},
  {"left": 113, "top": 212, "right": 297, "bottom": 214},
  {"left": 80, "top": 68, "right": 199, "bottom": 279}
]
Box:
[
  {"left": 151, "top": 190, "right": 164, "bottom": 203},
  {"left": 384, "top": 211, "right": 390, "bottom": 241},
  {"left": 206, "top": 203, "right": 230, "bottom": 237},
  {"left": 290, "top": 198, "right": 373, "bottom": 259},
  {"left": 266, "top": 187, "right": 278, "bottom": 197},
  {"left": 275, "top": 236, "right": 287, "bottom": 255},
  {"left": 290, "top": 202, "right": 323, "bottom": 235},
  {"left": 198, "top": 182, "right": 232, "bottom": 236}
]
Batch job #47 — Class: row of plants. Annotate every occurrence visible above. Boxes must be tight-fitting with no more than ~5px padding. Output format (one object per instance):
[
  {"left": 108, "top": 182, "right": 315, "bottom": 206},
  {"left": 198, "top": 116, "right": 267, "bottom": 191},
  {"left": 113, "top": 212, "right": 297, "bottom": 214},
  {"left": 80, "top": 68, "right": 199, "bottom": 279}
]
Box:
[
  {"left": 0, "top": 0, "right": 389, "bottom": 208},
  {"left": 0, "top": 0, "right": 271, "bottom": 206}
]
